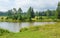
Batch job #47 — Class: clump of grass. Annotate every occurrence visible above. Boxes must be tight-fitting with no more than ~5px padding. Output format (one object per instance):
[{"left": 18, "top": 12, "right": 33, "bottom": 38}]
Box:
[
  {"left": 0, "top": 29, "right": 10, "bottom": 36},
  {"left": 20, "top": 26, "right": 40, "bottom": 32},
  {"left": 20, "top": 28, "right": 28, "bottom": 32}
]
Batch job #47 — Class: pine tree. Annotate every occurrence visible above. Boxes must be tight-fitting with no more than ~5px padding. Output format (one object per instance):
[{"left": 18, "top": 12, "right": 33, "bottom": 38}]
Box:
[{"left": 27, "top": 7, "right": 35, "bottom": 21}]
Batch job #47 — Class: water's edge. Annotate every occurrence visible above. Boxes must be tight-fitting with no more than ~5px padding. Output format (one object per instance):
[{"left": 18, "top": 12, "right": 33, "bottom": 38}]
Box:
[{"left": 0, "top": 22, "right": 56, "bottom": 32}]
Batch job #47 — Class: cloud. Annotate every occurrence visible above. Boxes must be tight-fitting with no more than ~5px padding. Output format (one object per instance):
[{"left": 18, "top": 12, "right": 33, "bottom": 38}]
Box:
[
  {"left": 0, "top": 0, "right": 59, "bottom": 12},
  {"left": 0, "top": 0, "right": 15, "bottom": 11},
  {"left": 15, "top": 0, "right": 59, "bottom": 12}
]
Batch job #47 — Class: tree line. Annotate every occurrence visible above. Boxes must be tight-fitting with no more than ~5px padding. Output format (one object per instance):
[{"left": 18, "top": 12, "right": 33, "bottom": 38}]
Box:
[{"left": 0, "top": 2, "right": 60, "bottom": 21}]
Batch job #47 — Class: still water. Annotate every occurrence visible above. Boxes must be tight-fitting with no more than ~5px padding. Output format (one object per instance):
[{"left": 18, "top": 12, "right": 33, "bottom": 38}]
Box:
[{"left": 0, "top": 22, "right": 56, "bottom": 32}]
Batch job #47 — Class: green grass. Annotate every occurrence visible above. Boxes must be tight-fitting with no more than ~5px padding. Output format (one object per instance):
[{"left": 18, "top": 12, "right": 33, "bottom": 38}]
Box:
[
  {"left": 0, "top": 22, "right": 60, "bottom": 38},
  {"left": 0, "top": 29, "right": 10, "bottom": 36},
  {"left": 0, "top": 16, "right": 59, "bottom": 22}
]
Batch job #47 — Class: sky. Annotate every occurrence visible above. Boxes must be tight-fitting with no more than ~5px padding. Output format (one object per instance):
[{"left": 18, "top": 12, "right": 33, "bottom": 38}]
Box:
[{"left": 0, "top": 0, "right": 59, "bottom": 12}]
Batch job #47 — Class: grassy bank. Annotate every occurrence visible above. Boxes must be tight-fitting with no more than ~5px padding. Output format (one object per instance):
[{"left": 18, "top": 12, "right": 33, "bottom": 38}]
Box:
[
  {"left": 0, "top": 29, "right": 10, "bottom": 36},
  {"left": 0, "top": 16, "right": 60, "bottom": 22},
  {"left": 0, "top": 18, "right": 60, "bottom": 22},
  {"left": 0, "top": 22, "right": 60, "bottom": 38}
]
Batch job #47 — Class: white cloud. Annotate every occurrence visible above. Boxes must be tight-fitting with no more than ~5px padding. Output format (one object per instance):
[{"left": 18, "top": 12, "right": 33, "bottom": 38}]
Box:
[
  {"left": 0, "top": 0, "right": 59, "bottom": 12},
  {"left": 14, "top": 0, "right": 59, "bottom": 12}
]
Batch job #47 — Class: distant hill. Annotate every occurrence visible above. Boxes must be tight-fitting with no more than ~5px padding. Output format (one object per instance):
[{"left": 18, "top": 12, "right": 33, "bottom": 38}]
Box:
[{"left": 0, "top": 12, "right": 7, "bottom": 16}]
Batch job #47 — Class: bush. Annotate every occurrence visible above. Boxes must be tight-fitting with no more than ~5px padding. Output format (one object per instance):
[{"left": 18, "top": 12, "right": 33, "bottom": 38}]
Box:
[{"left": 1, "top": 17, "right": 3, "bottom": 20}]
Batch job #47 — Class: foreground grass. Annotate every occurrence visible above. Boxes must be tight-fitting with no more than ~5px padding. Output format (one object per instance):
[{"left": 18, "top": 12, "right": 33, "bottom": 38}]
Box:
[
  {"left": 0, "top": 22, "right": 60, "bottom": 38},
  {"left": 0, "top": 29, "right": 10, "bottom": 36}
]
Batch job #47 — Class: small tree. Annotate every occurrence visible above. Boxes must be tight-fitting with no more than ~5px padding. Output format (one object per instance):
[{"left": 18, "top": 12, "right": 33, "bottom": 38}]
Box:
[
  {"left": 27, "top": 7, "right": 35, "bottom": 21},
  {"left": 17, "top": 8, "right": 23, "bottom": 20}
]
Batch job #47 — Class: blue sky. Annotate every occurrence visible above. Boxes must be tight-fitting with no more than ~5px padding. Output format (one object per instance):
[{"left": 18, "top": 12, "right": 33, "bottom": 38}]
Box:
[{"left": 0, "top": 0, "right": 59, "bottom": 12}]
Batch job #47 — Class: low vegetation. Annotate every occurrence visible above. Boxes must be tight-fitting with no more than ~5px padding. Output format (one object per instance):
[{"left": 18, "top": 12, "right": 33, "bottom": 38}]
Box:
[
  {"left": 0, "top": 22, "right": 59, "bottom": 38},
  {"left": 0, "top": 29, "right": 10, "bottom": 36}
]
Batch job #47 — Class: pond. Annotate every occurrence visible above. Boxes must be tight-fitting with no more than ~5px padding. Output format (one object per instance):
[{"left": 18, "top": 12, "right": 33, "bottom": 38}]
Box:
[{"left": 0, "top": 22, "right": 56, "bottom": 32}]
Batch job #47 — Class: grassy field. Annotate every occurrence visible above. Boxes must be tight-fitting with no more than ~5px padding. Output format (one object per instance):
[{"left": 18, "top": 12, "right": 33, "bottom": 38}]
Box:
[{"left": 0, "top": 22, "right": 60, "bottom": 38}]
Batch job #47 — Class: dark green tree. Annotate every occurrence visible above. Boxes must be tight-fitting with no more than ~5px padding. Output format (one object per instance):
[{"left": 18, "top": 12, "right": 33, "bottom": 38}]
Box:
[
  {"left": 54, "top": 10, "right": 58, "bottom": 20},
  {"left": 31, "top": 8, "right": 35, "bottom": 18},
  {"left": 12, "top": 8, "right": 18, "bottom": 20},
  {"left": 35, "top": 11, "right": 39, "bottom": 20},
  {"left": 27, "top": 7, "right": 35, "bottom": 21},
  {"left": 57, "top": 2, "right": 60, "bottom": 19},
  {"left": 39, "top": 12, "right": 42, "bottom": 19},
  {"left": 18, "top": 8, "right": 22, "bottom": 13},
  {"left": 7, "top": 10, "right": 13, "bottom": 18},
  {"left": 46, "top": 9, "right": 51, "bottom": 19},
  {"left": 17, "top": 8, "right": 23, "bottom": 20},
  {"left": 13, "top": 8, "right": 17, "bottom": 14}
]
